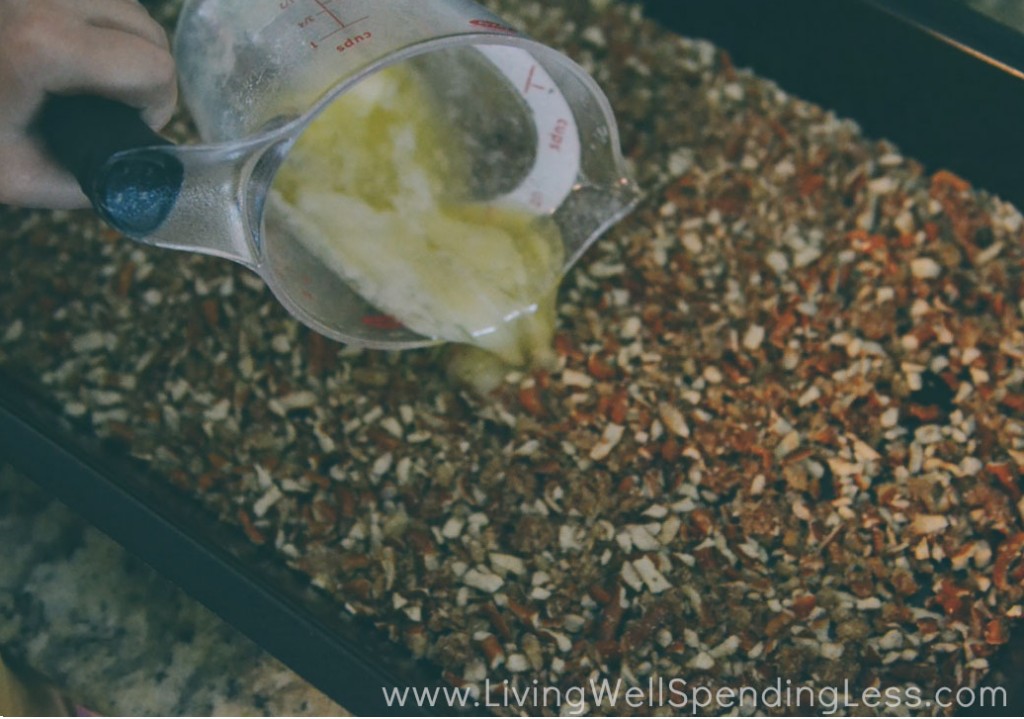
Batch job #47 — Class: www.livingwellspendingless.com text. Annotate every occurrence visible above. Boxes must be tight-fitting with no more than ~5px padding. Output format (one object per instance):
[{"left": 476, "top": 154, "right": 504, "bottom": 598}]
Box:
[{"left": 382, "top": 675, "right": 1008, "bottom": 715}]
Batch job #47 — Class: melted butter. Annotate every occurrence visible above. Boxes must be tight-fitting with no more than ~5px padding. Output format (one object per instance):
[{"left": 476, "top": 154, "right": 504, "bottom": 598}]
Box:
[{"left": 270, "top": 64, "right": 563, "bottom": 371}]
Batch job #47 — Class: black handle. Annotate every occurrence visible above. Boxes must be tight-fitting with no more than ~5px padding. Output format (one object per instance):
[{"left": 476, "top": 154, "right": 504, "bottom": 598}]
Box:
[{"left": 36, "top": 95, "right": 184, "bottom": 236}]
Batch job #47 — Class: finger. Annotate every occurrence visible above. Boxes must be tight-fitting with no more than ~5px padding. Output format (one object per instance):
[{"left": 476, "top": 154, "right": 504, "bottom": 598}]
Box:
[
  {"left": 41, "top": 25, "right": 178, "bottom": 129},
  {"left": 0, "top": 138, "right": 90, "bottom": 209},
  {"left": 75, "top": 0, "right": 171, "bottom": 50},
  {"left": 0, "top": 10, "right": 178, "bottom": 130}
]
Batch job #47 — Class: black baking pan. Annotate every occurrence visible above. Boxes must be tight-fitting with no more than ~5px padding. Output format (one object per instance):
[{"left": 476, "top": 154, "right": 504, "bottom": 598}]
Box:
[
  {"left": 0, "top": 370, "right": 458, "bottom": 717},
  {"left": 2, "top": 1, "right": 1023, "bottom": 716}
]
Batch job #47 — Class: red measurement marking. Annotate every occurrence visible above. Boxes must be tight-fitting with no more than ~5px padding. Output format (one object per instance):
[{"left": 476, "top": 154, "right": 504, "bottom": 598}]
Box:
[
  {"left": 469, "top": 19, "right": 516, "bottom": 34},
  {"left": 548, "top": 118, "right": 569, "bottom": 152},
  {"left": 307, "top": 0, "right": 368, "bottom": 45},
  {"left": 335, "top": 31, "right": 372, "bottom": 53},
  {"left": 313, "top": 0, "right": 346, "bottom": 27},
  {"left": 523, "top": 64, "right": 547, "bottom": 95},
  {"left": 362, "top": 314, "right": 404, "bottom": 331}
]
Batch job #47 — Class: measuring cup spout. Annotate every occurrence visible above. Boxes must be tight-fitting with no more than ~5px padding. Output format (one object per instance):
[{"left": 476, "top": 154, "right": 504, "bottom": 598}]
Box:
[{"left": 37, "top": 95, "right": 259, "bottom": 268}]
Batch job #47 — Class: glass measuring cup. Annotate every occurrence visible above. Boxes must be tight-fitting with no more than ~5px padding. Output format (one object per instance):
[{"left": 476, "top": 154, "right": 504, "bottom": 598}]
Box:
[{"left": 39, "top": 0, "right": 640, "bottom": 350}]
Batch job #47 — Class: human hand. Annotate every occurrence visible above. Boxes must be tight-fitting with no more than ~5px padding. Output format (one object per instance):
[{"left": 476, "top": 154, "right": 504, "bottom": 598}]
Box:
[{"left": 0, "top": 0, "right": 177, "bottom": 209}]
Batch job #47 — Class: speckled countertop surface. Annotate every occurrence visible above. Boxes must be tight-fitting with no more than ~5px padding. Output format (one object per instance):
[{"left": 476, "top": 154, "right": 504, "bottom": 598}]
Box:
[{"left": 0, "top": 462, "right": 345, "bottom": 717}]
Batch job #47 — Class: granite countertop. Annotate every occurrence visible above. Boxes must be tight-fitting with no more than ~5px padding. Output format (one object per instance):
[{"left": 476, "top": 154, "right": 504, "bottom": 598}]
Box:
[{"left": 0, "top": 462, "right": 345, "bottom": 716}]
